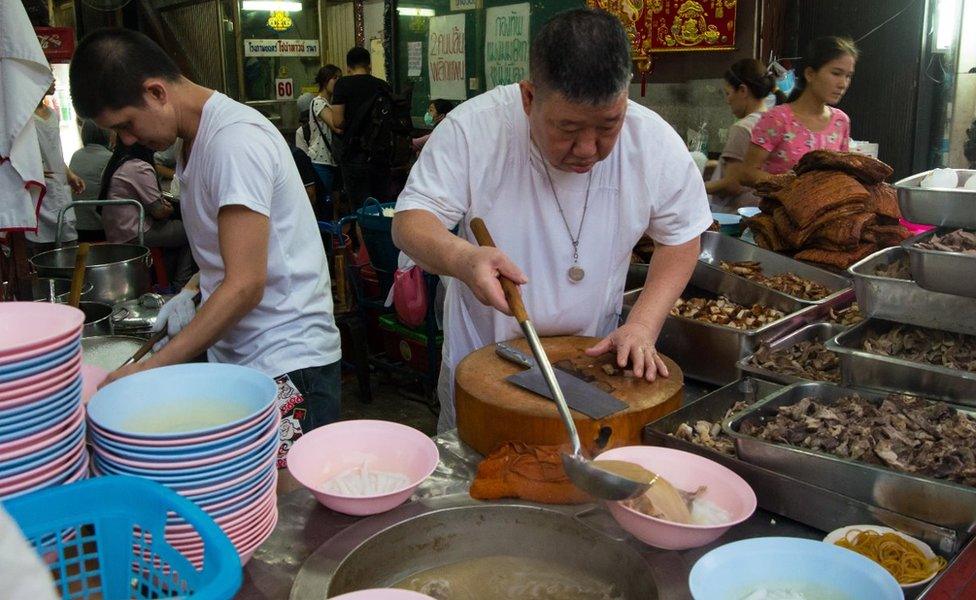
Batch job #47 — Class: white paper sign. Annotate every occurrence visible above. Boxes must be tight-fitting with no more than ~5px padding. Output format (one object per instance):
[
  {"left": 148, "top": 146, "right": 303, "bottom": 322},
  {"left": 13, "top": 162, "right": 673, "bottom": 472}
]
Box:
[
  {"left": 485, "top": 4, "right": 530, "bottom": 90},
  {"left": 244, "top": 39, "right": 319, "bottom": 57},
  {"left": 274, "top": 78, "right": 294, "bottom": 100},
  {"left": 450, "top": 0, "right": 482, "bottom": 10},
  {"left": 407, "top": 41, "right": 423, "bottom": 77},
  {"left": 428, "top": 15, "right": 466, "bottom": 100}
]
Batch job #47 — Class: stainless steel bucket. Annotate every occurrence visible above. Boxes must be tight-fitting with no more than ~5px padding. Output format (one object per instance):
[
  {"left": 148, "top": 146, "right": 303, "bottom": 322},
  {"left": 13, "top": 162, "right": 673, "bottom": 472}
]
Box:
[
  {"left": 30, "top": 244, "right": 151, "bottom": 305},
  {"left": 31, "top": 277, "right": 94, "bottom": 303}
]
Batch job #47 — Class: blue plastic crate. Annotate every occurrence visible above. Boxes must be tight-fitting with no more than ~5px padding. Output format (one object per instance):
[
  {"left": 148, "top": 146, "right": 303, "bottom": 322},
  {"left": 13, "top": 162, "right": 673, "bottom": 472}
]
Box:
[
  {"left": 3, "top": 476, "right": 241, "bottom": 599},
  {"left": 355, "top": 198, "right": 399, "bottom": 273}
]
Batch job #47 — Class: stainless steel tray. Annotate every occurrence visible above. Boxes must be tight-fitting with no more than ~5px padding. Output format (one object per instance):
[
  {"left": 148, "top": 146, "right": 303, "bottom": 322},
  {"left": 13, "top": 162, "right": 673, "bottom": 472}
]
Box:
[
  {"left": 848, "top": 246, "right": 976, "bottom": 336},
  {"left": 624, "top": 262, "right": 850, "bottom": 385},
  {"left": 724, "top": 381, "right": 976, "bottom": 533},
  {"left": 902, "top": 229, "right": 976, "bottom": 298},
  {"left": 736, "top": 322, "right": 846, "bottom": 385},
  {"left": 698, "top": 231, "right": 852, "bottom": 304},
  {"left": 895, "top": 169, "right": 976, "bottom": 229},
  {"left": 644, "top": 378, "right": 963, "bottom": 553},
  {"left": 827, "top": 317, "right": 976, "bottom": 404}
]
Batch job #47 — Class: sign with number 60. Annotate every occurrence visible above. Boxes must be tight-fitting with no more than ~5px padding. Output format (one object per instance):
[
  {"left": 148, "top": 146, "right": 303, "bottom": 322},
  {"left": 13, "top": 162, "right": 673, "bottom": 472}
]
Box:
[{"left": 275, "top": 78, "right": 294, "bottom": 100}]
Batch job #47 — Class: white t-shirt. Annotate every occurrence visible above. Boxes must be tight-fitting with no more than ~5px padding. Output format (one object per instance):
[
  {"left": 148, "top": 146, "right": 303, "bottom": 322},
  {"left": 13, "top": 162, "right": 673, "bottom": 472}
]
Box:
[
  {"left": 26, "top": 108, "right": 75, "bottom": 244},
  {"left": 396, "top": 84, "right": 711, "bottom": 431},
  {"left": 176, "top": 92, "right": 341, "bottom": 376},
  {"left": 307, "top": 96, "right": 336, "bottom": 166}
]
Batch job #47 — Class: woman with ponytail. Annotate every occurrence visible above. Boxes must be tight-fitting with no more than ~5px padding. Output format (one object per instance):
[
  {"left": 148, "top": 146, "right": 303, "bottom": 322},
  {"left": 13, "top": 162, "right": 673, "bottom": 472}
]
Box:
[
  {"left": 740, "top": 36, "right": 859, "bottom": 186},
  {"left": 706, "top": 58, "right": 783, "bottom": 212}
]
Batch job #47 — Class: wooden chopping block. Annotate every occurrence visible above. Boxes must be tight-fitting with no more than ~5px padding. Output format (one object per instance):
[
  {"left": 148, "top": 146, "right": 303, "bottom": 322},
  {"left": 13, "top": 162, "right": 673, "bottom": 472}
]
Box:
[{"left": 455, "top": 335, "right": 683, "bottom": 456}]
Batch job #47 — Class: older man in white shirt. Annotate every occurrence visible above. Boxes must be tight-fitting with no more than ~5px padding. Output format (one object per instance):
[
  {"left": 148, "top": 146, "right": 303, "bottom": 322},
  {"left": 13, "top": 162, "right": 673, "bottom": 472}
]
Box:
[{"left": 393, "top": 8, "right": 712, "bottom": 432}]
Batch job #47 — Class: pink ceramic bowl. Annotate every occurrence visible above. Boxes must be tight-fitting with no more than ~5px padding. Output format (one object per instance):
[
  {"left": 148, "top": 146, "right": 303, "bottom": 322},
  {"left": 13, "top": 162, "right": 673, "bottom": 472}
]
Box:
[
  {"left": 332, "top": 591, "right": 435, "bottom": 600},
  {"left": 595, "top": 446, "right": 756, "bottom": 550},
  {"left": 0, "top": 402, "right": 84, "bottom": 460},
  {"left": 0, "top": 364, "right": 78, "bottom": 406},
  {"left": 81, "top": 364, "right": 107, "bottom": 404},
  {"left": 287, "top": 420, "right": 439, "bottom": 516},
  {"left": 0, "top": 353, "right": 80, "bottom": 396}
]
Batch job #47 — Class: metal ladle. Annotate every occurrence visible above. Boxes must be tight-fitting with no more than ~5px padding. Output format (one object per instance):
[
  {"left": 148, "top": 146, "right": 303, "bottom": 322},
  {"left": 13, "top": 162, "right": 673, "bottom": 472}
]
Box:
[{"left": 470, "top": 218, "right": 650, "bottom": 501}]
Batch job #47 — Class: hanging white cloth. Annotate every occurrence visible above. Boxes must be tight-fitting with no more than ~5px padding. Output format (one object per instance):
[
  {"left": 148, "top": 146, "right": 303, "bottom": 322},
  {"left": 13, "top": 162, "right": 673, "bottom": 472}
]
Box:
[{"left": 0, "top": 0, "right": 52, "bottom": 232}]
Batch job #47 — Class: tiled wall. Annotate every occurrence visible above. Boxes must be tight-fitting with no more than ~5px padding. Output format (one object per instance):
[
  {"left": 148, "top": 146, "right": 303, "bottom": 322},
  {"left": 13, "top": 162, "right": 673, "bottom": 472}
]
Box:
[{"left": 629, "top": 78, "right": 738, "bottom": 155}]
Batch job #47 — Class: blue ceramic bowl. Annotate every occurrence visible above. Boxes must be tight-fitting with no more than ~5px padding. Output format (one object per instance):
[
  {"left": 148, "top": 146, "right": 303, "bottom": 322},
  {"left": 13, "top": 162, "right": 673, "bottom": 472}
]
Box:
[
  {"left": 87, "top": 408, "right": 276, "bottom": 459},
  {"left": 0, "top": 340, "right": 79, "bottom": 382},
  {"left": 712, "top": 212, "right": 743, "bottom": 237},
  {"left": 184, "top": 464, "right": 276, "bottom": 505},
  {"left": 0, "top": 380, "right": 81, "bottom": 433},
  {"left": 689, "top": 537, "right": 902, "bottom": 600},
  {"left": 88, "top": 363, "right": 276, "bottom": 439}
]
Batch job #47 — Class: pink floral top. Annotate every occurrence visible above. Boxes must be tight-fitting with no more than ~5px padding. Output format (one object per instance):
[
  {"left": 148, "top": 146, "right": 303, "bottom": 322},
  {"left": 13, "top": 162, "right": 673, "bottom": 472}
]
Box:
[{"left": 750, "top": 104, "right": 851, "bottom": 174}]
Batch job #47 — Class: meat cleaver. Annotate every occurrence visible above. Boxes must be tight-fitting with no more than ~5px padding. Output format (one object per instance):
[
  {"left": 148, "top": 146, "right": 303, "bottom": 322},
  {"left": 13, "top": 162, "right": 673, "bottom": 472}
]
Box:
[{"left": 495, "top": 343, "right": 628, "bottom": 419}]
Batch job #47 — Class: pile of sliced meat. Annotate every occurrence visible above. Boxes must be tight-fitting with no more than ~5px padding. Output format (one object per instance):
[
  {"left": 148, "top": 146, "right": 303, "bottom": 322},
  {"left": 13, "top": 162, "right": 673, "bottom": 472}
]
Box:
[
  {"left": 672, "top": 401, "right": 752, "bottom": 456},
  {"left": 748, "top": 339, "right": 840, "bottom": 382},
  {"left": 827, "top": 303, "right": 863, "bottom": 327},
  {"left": 862, "top": 324, "right": 976, "bottom": 372},
  {"left": 671, "top": 297, "right": 784, "bottom": 330},
  {"left": 740, "top": 394, "right": 976, "bottom": 486},
  {"left": 744, "top": 151, "right": 911, "bottom": 269},
  {"left": 874, "top": 257, "right": 912, "bottom": 279},
  {"left": 916, "top": 229, "right": 976, "bottom": 255},
  {"left": 719, "top": 260, "right": 832, "bottom": 300}
]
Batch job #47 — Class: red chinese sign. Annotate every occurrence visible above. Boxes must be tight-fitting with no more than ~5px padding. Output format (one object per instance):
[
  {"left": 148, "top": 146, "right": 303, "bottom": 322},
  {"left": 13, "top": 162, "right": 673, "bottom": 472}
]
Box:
[
  {"left": 35, "top": 27, "right": 76, "bottom": 63},
  {"left": 586, "top": 0, "right": 737, "bottom": 73}
]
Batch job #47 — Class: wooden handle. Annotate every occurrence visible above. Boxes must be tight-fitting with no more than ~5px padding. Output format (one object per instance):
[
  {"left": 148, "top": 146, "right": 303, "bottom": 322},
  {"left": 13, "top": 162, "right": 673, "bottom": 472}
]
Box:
[
  {"left": 469, "top": 218, "right": 529, "bottom": 324},
  {"left": 67, "top": 243, "right": 90, "bottom": 308}
]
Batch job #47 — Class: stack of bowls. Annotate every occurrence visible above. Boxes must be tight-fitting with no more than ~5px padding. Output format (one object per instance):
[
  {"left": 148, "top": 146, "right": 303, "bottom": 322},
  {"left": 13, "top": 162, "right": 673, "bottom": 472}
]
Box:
[
  {"left": 86, "top": 363, "right": 279, "bottom": 566},
  {"left": 0, "top": 303, "right": 89, "bottom": 500}
]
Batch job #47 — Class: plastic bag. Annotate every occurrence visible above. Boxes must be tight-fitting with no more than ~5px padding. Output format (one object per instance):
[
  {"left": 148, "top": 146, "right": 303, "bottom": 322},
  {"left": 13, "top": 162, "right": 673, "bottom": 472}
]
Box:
[{"left": 392, "top": 266, "right": 428, "bottom": 328}]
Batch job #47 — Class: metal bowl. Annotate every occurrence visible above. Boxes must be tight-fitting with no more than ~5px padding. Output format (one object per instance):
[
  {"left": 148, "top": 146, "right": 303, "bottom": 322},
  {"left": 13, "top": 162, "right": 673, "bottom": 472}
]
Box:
[
  {"left": 80, "top": 301, "right": 114, "bottom": 337},
  {"left": 31, "top": 277, "right": 94, "bottom": 303}
]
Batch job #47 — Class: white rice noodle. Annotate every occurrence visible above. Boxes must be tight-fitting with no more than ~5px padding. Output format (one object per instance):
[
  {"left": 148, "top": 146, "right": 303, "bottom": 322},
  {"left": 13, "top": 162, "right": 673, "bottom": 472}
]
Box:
[{"left": 321, "top": 461, "right": 410, "bottom": 497}]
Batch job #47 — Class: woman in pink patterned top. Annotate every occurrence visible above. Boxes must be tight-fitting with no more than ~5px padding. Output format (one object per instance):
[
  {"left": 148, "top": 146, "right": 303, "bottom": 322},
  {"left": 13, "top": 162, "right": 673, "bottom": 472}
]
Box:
[{"left": 741, "top": 37, "right": 859, "bottom": 184}]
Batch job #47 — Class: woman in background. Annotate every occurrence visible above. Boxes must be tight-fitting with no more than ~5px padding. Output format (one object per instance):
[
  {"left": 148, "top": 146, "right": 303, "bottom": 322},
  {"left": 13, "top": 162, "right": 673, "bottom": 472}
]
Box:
[
  {"left": 412, "top": 99, "right": 455, "bottom": 153},
  {"left": 68, "top": 120, "right": 113, "bottom": 240},
  {"left": 706, "top": 59, "right": 783, "bottom": 213},
  {"left": 99, "top": 143, "right": 193, "bottom": 288},
  {"left": 307, "top": 64, "right": 343, "bottom": 218},
  {"left": 740, "top": 36, "right": 858, "bottom": 186}
]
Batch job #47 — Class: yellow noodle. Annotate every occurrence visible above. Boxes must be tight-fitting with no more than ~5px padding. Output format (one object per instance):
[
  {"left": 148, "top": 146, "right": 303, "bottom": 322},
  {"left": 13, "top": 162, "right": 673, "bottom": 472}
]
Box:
[{"left": 834, "top": 529, "right": 947, "bottom": 584}]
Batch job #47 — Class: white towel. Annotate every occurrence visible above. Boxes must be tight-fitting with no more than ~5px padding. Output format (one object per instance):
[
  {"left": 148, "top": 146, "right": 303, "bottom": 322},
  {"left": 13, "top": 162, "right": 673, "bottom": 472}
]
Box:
[{"left": 0, "top": 0, "right": 53, "bottom": 232}]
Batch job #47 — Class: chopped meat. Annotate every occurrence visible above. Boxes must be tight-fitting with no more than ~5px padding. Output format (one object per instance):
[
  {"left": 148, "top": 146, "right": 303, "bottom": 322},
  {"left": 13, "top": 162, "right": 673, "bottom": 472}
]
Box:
[
  {"left": 916, "top": 229, "right": 976, "bottom": 255},
  {"left": 718, "top": 260, "right": 833, "bottom": 300},
  {"left": 671, "top": 296, "right": 785, "bottom": 330},
  {"left": 748, "top": 338, "right": 840, "bottom": 382},
  {"left": 740, "top": 393, "right": 976, "bottom": 486},
  {"left": 874, "top": 257, "right": 911, "bottom": 279},
  {"left": 862, "top": 324, "right": 976, "bottom": 373},
  {"left": 794, "top": 150, "right": 894, "bottom": 184},
  {"left": 827, "top": 303, "right": 863, "bottom": 327},
  {"left": 671, "top": 401, "right": 752, "bottom": 455}
]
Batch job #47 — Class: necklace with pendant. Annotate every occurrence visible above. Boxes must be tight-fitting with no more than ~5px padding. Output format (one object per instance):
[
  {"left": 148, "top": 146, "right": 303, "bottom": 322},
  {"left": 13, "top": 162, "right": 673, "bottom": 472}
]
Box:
[{"left": 542, "top": 162, "right": 591, "bottom": 283}]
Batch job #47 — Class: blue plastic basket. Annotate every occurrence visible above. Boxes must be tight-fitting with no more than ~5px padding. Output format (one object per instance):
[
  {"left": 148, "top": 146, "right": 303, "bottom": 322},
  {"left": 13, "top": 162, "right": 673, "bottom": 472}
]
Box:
[
  {"left": 2, "top": 475, "right": 241, "bottom": 599},
  {"left": 355, "top": 198, "right": 399, "bottom": 273}
]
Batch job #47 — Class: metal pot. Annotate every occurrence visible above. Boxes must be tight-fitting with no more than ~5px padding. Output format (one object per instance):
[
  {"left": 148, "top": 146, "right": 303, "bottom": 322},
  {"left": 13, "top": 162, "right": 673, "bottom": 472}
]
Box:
[
  {"left": 82, "top": 336, "right": 151, "bottom": 371},
  {"left": 30, "top": 244, "right": 151, "bottom": 305},
  {"left": 111, "top": 293, "right": 164, "bottom": 338},
  {"left": 292, "top": 496, "right": 658, "bottom": 599},
  {"left": 80, "top": 301, "right": 114, "bottom": 337},
  {"left": 31, "top": 277, "right": 94, "bottom": 303}
]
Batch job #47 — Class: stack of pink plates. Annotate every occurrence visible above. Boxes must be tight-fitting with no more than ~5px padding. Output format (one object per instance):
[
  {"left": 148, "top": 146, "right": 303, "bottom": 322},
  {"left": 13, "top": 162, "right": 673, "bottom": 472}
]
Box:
[
  {"left": 0, "top": 303, "right": 89, "bottom": 500},
  {"left": 86, "top": 363, "right": 279, "bottom": 566}
]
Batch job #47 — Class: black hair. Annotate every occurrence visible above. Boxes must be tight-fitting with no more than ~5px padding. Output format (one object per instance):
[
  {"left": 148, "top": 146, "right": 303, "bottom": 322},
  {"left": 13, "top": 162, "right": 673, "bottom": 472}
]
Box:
[
  {"left": 79, "top": 120, "right": 111, "bottom": 148},
  {"left": 315, "top": 64, "right": 342, "bottom": 92},
  {"left": 788, "top": 36, "right": 859, "bottom": 102},
  {"left": 530, "top": 8, "right": 632, "bottom": 105},
  {"left": 346, "top": 47, "right": 371, "bottom": 69},
  {"left": 97, "top": 143, "right": 158, "bottom": 201},
  {"left": 430, "top": 99, "right": 455, "bottom": 116},
  {"left": 724, "top": 59, "right": 787, "bottom": 105},
  {"left": 70, "top": 29, "right": 181, "bottom": 119}
]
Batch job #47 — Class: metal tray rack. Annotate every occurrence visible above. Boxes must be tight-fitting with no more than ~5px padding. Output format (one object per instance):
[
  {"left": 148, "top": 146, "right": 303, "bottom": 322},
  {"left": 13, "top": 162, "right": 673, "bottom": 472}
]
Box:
[
  {"left": 724, "top": 381, "right": 976, "bottom": 535},
  {"left": 643, "top": 378, "right": 964, "bottom": 553},
  {"left": 736, "top": 322, "right": 846, "bottom": 385},
  {"left": 624, "top": 262, "right": 850, "bottom": 385},
  {"left": 826, "top": 317, "right": 976, "bottom": 405},
  {"left": 895, "top": 169, "right": 976, "bottom": 229},
  {"left": 698, "top": 230, "right": 852, "bottom": 304},
  {"left": 848, "top": 246, "right": 976, "bottom": 336},
  {"left": 902, "top": 229, "right": 976, "bottom": 299}
]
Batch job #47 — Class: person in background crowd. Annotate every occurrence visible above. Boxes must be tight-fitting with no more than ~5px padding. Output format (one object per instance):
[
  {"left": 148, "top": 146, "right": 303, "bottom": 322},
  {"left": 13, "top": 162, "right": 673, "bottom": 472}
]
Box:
[
  {"left": 412, "top": 99, "right": 455, "bottom": 153},
  {"left": 153, "top": 140, "right": 182, "bottom": 198},
  {"left": 740, "top": 36, "right": 858, "bottom": 186},
  {"left": 306, "top": 64, "right": 342, "bottom": 218},
  {"left": 291, "top": 93, "right": 323, "bottom": 210},
  {"left": 329, "top": 47, "right": 395, "bottom": 205},
  {"left": 68, "top": 120, "right": 113, "bottom": 241},
  {"left": 99, "top": 142, "right": 194, "bottom": 288},
  {"left": 706, "top": 59, "right": 784, "bottom": 213},
  {"left": 26, "top": 78, "right": 86, "bottom": 257}
]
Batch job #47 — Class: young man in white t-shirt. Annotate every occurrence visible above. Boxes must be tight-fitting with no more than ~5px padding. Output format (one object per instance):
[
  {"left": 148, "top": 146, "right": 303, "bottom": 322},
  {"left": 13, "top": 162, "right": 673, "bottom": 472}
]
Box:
[
  {"left": 69, "top": 30, "right": 342, "bottom": 435},
  {"left": 393, "top": 9, "right": 712, "bottom": 431}
]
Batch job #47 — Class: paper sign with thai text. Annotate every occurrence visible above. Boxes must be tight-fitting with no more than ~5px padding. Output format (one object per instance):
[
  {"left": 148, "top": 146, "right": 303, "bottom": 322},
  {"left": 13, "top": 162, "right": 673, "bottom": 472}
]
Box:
[
  {"left": 485, "top": 3, "right": 530, "bottom": 90},
  {"left": 244, "top": 39, "right": 319, "bottom": 57},
  {"left": 428, "top": 15, "right": 466, "bottom": 100},
  {"left": 408, "top": 41, "right": 423, "bottom": 77}
]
